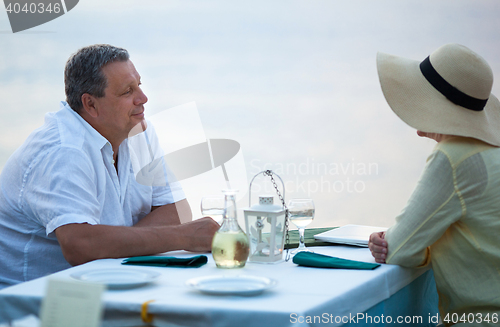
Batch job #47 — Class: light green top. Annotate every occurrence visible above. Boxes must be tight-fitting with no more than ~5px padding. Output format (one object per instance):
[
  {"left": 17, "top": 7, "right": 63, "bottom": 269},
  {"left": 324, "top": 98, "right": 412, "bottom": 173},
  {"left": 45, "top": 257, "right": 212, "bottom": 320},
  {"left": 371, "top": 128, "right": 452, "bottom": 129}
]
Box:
[{"left": 386, "top": 136, "right": 500, "bottom": 325}]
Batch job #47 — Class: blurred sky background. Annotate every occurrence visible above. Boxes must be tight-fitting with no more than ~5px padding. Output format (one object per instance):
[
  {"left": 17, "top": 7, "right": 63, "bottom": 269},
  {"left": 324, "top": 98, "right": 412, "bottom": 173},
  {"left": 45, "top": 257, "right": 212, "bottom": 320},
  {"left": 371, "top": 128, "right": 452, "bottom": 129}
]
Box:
[{"left": 1, "top": 0, "right": 499, "bottom": 229}]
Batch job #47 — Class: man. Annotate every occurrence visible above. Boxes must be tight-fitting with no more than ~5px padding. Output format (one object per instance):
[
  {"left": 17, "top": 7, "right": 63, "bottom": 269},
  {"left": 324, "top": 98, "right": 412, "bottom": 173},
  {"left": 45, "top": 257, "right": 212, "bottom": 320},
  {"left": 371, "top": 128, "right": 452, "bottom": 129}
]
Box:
[{"left": 0, "top": 44, "right": 219, "bottom": 289}]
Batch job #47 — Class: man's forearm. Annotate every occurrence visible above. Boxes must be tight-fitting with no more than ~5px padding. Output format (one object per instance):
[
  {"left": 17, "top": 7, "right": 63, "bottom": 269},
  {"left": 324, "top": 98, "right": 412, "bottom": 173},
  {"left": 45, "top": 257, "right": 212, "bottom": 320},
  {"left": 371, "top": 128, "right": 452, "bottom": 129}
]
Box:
[
  {"left": 133, "top": 199, "right": 192, "bottom": 227},
  {"left": 56, "top": 223, "right": 184, "bottom": 265},
  {"left": 55, "top": 217, "right": 217, "bottom": 266}
]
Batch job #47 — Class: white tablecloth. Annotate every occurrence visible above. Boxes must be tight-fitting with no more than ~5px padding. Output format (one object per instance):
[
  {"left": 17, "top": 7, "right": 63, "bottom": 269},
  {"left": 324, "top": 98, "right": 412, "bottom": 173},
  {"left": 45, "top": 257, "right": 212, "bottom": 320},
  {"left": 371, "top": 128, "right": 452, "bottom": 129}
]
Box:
[{"left": 0, "top": 246, "right": 438, "bottom": 326}]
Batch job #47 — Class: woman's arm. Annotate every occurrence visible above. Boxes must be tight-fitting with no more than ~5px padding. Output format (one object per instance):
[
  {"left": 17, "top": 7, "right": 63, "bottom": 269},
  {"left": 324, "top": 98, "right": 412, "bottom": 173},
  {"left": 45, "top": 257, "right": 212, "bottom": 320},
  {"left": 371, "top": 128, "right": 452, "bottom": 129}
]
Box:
[{"left": 380, "top": 149, "right": 462, "bottom": 267}]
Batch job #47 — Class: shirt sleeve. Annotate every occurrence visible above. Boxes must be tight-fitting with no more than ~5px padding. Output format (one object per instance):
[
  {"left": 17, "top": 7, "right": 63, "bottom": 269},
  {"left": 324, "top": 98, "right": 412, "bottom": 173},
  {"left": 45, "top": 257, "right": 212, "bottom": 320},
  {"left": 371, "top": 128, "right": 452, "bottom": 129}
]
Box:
[
  {"left": 385, "top": 149, "right": 463, "bottom": 267},
  {"left": 21, "top": 146, "right": 101, "bottom": 236}
]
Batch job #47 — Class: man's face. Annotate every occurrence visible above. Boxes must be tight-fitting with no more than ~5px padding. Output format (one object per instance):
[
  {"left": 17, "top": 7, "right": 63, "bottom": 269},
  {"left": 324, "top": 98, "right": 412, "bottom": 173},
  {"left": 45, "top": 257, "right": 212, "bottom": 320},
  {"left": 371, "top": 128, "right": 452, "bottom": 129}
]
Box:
[{"left": 92, "top": 60, "right": 148, "bottom": 142}]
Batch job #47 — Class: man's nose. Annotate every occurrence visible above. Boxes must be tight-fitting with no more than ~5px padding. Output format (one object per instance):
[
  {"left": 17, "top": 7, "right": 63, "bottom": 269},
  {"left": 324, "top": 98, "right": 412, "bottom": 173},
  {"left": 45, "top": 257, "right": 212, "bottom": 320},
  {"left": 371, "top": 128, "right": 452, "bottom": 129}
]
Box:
[{"left": 135, "top": 87, "right": 148, "bottom": 106}]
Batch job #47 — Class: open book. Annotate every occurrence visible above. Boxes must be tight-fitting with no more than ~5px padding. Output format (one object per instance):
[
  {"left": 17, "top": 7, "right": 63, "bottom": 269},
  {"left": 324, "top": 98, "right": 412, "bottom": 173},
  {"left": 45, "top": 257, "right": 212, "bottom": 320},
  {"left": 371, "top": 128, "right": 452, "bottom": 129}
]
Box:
[{"left": 314, "top": 224, "right": 388, "bottom": 247}]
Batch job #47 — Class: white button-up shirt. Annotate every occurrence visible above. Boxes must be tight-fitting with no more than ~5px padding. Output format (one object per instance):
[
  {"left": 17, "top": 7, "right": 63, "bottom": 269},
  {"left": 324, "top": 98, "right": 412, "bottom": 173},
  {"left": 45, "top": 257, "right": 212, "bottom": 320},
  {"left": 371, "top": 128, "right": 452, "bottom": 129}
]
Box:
[{"left": 0, "top": 102, "right": 185, "bottom": 288}]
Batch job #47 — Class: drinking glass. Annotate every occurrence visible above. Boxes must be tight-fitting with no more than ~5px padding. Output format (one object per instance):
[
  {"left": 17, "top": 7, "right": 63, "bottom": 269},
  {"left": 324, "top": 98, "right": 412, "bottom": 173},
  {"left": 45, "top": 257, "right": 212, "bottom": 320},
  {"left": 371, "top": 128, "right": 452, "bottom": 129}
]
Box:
[
  {"left": 288, "top": 198, "right": 315, "bottom": 253},
  {"left": 200, "top": 196, "right": 225, "bottom": 224}
]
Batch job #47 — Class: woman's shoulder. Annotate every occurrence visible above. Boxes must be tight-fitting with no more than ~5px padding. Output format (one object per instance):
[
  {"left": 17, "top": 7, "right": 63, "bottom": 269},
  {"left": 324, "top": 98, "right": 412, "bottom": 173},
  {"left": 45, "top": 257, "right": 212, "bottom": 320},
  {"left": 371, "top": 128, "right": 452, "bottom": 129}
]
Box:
[{"left": 434, "top": 136, "right": 498, "bottom": 166}]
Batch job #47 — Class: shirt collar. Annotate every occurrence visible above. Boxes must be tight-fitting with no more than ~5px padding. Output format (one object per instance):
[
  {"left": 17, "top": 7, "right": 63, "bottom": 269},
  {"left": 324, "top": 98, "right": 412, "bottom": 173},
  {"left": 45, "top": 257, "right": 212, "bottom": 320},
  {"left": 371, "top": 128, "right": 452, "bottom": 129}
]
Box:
[{"left": 60, "top": 101, "right": 109, "bottom": 151}]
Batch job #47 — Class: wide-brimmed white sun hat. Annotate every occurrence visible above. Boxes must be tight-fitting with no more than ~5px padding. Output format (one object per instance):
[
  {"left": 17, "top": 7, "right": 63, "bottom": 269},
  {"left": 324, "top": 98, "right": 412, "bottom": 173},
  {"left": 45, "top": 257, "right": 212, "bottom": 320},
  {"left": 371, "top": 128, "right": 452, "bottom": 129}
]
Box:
[{"left": 377, "top": 43, "right": 500, "bottom": 146}]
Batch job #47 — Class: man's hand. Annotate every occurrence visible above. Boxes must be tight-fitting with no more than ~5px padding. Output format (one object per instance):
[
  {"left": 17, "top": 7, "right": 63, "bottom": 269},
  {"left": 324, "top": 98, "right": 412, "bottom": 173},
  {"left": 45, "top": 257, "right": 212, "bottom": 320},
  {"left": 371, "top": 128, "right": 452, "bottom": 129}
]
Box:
[
  {"left": 177, "top": 217, "right": 220, "bottom": 252},
  {"left": 368, "top": 231, "right": 387, "bottom": 263}
]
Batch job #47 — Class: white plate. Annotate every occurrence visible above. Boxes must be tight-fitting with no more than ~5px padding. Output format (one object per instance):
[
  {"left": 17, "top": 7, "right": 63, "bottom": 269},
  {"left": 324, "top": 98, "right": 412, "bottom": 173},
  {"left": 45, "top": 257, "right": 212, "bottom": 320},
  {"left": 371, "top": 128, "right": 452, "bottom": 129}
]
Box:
[
  {"left": 70, "top": 268, "right": 161, "bottom": 289},
  {"left": 186, "top": 275, "right": 277, "bottom": 296}
]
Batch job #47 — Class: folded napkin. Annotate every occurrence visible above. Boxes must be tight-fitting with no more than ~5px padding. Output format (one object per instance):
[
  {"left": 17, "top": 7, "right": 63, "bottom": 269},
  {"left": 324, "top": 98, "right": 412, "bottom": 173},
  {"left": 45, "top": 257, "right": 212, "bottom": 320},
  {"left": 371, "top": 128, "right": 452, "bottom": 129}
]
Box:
[
  {"left": 292, "top": 252, "right": 380, "bottom": 270},
  {"left": 122, "top": 255, "right": 208, "bottom": 268}
]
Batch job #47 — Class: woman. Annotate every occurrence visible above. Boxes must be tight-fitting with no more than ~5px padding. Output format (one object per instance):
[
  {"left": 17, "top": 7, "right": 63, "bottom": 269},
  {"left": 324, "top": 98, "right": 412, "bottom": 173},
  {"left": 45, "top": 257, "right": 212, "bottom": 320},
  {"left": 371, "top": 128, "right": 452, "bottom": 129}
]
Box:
[{"left": 369, "top": 43, "right": 500, "bottom": 326}]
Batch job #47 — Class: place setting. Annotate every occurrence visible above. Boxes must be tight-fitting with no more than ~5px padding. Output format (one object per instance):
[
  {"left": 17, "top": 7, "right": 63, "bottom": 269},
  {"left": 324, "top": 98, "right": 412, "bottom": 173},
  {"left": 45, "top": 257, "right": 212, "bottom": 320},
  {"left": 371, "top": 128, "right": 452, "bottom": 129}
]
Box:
[
  {"left": 191, "top": 171, "right": 381, "bottom": 295},
  {"left": 68, "top": 170, "right": 381, "bottom": 296}
]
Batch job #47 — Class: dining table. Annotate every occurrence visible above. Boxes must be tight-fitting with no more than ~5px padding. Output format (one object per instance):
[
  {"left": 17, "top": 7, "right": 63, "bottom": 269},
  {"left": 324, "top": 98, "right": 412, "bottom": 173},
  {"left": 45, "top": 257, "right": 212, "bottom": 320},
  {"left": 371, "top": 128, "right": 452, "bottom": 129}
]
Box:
[{"left": 0, "top": 240, "right": 439, "bottom": 327}]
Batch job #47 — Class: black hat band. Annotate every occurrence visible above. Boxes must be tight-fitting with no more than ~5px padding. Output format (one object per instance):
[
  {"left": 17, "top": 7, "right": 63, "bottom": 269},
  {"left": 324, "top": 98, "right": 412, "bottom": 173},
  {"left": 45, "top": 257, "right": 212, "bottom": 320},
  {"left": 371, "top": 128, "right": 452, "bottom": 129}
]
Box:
[{"left": 420, "top": 56, "right": 488, "bottom": 112}]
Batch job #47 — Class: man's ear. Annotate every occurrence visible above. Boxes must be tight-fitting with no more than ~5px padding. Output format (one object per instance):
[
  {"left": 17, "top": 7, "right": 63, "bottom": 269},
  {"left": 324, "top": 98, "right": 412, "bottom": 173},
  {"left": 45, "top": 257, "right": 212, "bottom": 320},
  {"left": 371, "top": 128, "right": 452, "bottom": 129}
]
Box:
[{"left": 81, "top": 93, "right": 99, "bottom": 118}]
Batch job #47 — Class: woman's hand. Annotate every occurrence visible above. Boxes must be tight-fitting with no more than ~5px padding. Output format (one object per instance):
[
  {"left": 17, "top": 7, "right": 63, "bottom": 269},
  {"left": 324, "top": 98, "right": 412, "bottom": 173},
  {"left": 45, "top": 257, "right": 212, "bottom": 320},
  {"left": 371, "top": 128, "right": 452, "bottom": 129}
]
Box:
[{"left": 369, "top": 231, "right": 387, "bottom": 263}]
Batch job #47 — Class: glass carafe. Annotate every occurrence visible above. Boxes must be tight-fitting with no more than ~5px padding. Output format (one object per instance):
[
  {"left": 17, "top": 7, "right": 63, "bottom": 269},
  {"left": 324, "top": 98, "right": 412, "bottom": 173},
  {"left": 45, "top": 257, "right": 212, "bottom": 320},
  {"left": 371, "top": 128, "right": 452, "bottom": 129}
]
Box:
[{"left": 211, "top": 190, "right": 250, "bottom": 268}]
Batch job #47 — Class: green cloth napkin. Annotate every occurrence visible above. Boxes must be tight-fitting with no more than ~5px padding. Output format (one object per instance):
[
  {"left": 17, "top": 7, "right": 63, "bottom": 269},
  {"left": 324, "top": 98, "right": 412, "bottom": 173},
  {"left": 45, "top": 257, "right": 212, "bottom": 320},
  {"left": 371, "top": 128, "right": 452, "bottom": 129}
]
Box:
[
  {"left": 285, "top": 227, "right": 338, "bottom": 249},
  {"left": 121, "top": 255, "right": 208, "bottom": 268},
  {"left": 292, "top": 252, "right": 380, "bottom": 270}
]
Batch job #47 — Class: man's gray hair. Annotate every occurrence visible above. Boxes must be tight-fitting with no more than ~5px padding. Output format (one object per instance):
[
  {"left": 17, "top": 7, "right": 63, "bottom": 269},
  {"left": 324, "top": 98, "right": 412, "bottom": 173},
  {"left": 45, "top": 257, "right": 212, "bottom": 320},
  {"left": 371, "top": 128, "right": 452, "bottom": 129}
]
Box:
[{"left": 64, "top": 44, "right": 130, "bottom": 112}]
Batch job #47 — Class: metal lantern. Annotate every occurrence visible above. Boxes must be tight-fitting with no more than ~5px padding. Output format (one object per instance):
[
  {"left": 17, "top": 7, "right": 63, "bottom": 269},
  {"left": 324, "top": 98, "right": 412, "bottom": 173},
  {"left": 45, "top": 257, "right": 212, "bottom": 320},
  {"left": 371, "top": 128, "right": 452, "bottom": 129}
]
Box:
[{"left": 244, "top": 171, "right": 287, "bottom": 263}]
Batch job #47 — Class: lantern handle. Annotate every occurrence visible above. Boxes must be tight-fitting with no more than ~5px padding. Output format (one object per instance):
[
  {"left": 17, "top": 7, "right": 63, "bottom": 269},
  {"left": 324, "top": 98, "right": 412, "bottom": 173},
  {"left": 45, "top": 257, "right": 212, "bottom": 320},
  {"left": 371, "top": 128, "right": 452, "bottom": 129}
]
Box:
[{"left": 248, "top": 170, "right": 285, "bottom": 208}]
